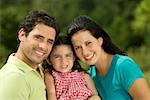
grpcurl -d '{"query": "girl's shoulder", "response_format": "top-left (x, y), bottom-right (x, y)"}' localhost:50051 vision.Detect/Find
top-left (80, 71), bottom-right (92, 81)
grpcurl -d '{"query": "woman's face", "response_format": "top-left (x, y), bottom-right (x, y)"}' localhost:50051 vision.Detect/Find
top-left (71, 30), bottom-right (102, 65)
top-left (49, 45), bottom-right (74, 73)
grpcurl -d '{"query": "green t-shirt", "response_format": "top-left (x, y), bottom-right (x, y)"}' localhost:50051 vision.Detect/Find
top-left (0, 54), bottom-right (46, 100)
top-left (87, 54), bottom-right (144, 100)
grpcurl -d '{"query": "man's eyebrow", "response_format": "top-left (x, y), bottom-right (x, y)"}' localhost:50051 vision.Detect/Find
top-left (34, 34), bottom-right (44, 38)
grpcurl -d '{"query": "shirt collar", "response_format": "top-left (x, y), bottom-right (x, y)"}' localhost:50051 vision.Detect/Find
top-left (7, 53), bottom-right (44, 78)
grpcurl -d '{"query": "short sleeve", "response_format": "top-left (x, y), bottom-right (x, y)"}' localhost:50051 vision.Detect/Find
top-left (118, 58), bottom-right (144, 91)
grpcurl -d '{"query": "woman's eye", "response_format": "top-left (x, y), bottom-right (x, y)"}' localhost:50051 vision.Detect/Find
top-left (86, 41), bottom-right (92, 46)
top-left (66, 54), bottom-right (73, 58)
top-left (52, 55), bottom-right (60, 59)
top-left (75, 46), bottom-right (80, 50)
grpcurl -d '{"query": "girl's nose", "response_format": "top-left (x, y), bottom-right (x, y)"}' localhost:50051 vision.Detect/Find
top-left (61, 56), bottom-right (67, 64)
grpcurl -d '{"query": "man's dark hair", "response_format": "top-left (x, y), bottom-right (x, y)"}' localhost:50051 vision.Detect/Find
top-left (18, 10), bottom-right (60, 37)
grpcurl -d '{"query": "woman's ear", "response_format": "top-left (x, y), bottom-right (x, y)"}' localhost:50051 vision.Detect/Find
top-left (98, 37), bottom-right (103, 46)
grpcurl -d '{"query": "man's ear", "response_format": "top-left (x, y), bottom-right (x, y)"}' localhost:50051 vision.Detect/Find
top-left (98, 37), bottom-right (103, 46)
top-left (18, 28), bottom-right (26, 42)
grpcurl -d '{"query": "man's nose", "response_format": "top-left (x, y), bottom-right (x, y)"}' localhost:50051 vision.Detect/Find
top-left (39, 41), bottom-right (48, 50)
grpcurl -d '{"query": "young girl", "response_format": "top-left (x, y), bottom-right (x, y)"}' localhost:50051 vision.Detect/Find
top-left (43, 36), bottom-right (101, 100)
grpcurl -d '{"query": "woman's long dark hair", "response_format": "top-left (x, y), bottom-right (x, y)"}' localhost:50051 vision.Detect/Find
top-left (67, 15), bottom-right (126, 56)
top-left (42, 36), bottom-right (85, 73)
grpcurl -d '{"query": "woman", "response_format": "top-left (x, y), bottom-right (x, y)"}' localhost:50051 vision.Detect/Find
top-left (67, 15), bottom-right (150, 100)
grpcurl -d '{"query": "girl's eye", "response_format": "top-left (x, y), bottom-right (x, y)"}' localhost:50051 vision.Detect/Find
top-left (55, 56), bottom-right (59, 59)
top-left (52, 55), bottom-right (60, 59)
top-left (66, 54), bottom-right (73, 58)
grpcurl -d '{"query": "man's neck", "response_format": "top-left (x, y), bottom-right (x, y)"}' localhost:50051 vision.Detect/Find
top-left (15, 50), bottom-right (39, 70)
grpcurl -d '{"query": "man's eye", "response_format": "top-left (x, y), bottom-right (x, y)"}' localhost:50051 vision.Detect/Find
top-left (47, 40), bottom-right (54, 45)
top-left (34, 35), bottom-right (43, 41)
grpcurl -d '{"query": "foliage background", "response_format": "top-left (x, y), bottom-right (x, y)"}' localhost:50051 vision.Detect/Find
top-left (0, 0), bottom-right (150, 86)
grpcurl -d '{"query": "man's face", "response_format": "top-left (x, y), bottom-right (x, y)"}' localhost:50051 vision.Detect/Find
top-left (19, 23), bottom-right (56, 67)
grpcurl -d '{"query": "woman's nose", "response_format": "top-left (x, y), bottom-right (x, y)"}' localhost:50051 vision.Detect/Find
top-left (82, 46), bottom-right (90, 56)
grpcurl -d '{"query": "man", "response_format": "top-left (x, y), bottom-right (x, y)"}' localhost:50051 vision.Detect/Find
top-left (0, 10), bottom-right (60, 100)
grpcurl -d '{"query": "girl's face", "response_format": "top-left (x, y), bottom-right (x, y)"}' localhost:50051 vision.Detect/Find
top-left (49, 45), bottom-right (74, 73)
top-left (71, 30), bottom-right (103, 65)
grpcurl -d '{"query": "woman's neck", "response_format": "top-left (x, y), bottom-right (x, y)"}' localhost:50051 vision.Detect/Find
top-left (95, 53), bottom-right (114, 77)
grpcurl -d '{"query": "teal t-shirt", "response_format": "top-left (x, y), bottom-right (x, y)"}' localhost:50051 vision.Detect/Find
top-left (87, 54), bottom-right (144, 100)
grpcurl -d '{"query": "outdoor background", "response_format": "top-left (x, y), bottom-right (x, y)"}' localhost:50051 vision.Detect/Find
top-left (0, 0), bottom-right (150, 86)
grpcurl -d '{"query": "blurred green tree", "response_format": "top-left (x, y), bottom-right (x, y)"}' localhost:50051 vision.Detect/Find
top-left (131, 0), bottom-right (150, 47)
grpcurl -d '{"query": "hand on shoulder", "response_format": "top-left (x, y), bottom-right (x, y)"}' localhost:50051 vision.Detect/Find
top-left (83, 72), bottom-right (101, 100)
top-left (88, 95), bottom-right (101, 100)
top-left (44, 72), bottom-right (55, 86)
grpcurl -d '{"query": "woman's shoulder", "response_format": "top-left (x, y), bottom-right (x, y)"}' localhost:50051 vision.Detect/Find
top-left (114, 54), bottom-right (141, 73)
top-left (115, 54), bottom-right (136, 66)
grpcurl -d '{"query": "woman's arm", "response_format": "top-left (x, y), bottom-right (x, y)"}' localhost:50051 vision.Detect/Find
top-left (83, 73), bottom-right (101, 100)
top-left (44, 72), bottom-right (57, 100)
top-left (129, 78), bottom-right (150, 100)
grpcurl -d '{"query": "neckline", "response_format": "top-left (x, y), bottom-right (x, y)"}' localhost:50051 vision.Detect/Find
top-left (97, 54), bottom-right (118, 79)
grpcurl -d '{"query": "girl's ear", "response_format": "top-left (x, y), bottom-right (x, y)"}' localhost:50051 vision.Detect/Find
top-left (46, 58), bottom-right (52, 65)
top-left (98, 37), bottom-right (103, 46)
top-left (73, 55), bottom-right (75, 62)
